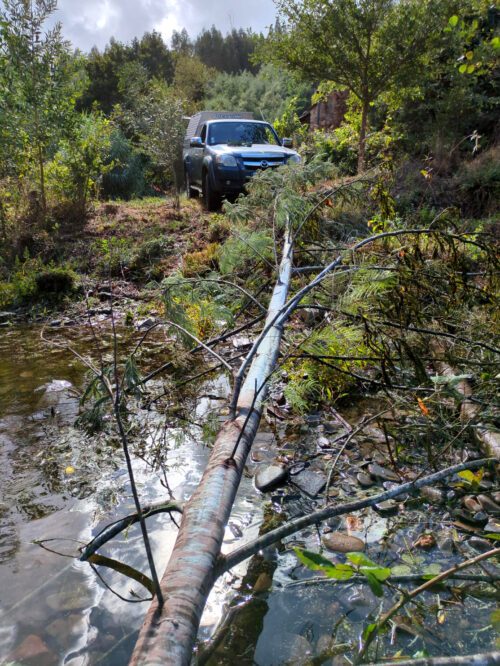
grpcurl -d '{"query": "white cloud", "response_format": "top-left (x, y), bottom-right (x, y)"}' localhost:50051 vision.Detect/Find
top-left (49, 0), bottom-right (276, 52)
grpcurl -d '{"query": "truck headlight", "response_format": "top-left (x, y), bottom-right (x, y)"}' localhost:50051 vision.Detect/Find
top-left (215, 154), bottom-right (238, 167)
top-left (288, 153), bottom-right (301, 164)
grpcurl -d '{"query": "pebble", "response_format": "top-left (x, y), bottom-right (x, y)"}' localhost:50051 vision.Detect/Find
top-left (232, 336), bottom-right (251, 348)
top-left (46, 585), bottom-right (94, 612)
top-left (254, 463), bottom-right (287, 492)
top-left (477, 494), bottom-right (500, 516)
top-left (420, 487), bottom-right (445, 504)
top-left (137, 317), bottom-right (155, 330)
top-left (317, 436), bottom-right (331, 449)
top-left (7, 634), bottom-right (57, 666)
top-left (437, 536), bottom-right (455, 553)
top-left (98, 291), bottom-right (113, 300)
top-left (368, 463), bottom-right (399, 482)
top-left (374, 499), bottom-right (399, 516)
top-left (357, 472), bottom-right (374, 488)
top-left (492, 492), bottom-right (500, 505)
top-left (463, 495), bottom-right (482, 513)
top-left (322, 533), bottom-right (365, 553)
top-left (469, 536), bottom-right (495, 552)
top-left (253, 572), bottom-right (273, 593)
top-left (49, 320), bottom-right (61, 327)
top-left (453, 509), bottom-right (488, 527)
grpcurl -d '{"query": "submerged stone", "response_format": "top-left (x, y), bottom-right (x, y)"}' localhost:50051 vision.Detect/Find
top-left (477, 494), bottom-right (500, 516)
top-left (290, 468), bottom-right (327, 498)
top-left (419, 487), bottom-right (445, 504)
top-left (368, 463), bottom-right (399, 482)
top-left (8, 634), bottom-right (57, 666)
top-left (374, 499), bottom-right (399, 516)
top-left (357, 472), bottom-right (374, 488)
top-left (254, 463), bottom-right (287, 492)
top-left (469, 536), bottom-right (495, 552)
top-left (322, 533), bottom-right (365, 553)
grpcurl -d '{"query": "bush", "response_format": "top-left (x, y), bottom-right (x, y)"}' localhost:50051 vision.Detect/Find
top-left (101, 131), bottom-right (147, 200)
top-left (35, 267), bottom-right (75, 296)
top-left (0, 259), bottom-right (76, 308)
top-left (454, 146), bottom-right (500, 217)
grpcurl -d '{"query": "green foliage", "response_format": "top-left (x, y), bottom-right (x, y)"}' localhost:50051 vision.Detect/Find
top-left (100, 130), bottom-right (147, 200)
top-left (273, 95), bottom-right (308, 145)
top-left (0, 257), bottom-right (76, 307)
top-left (295, 548), bottom-right (391, 596)
top-left (263, 0), bottom-right (436, 171)
top-left (48, 112), bottom-right (113, 212)
top-left (203, 63), bottom-right (314, 124)
top-left (219, 230), bottom-right (273, 275)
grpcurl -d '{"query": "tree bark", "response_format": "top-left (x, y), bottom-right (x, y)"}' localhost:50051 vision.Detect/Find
top-left (357, 98), bottom-right (368, 173)
top-left (128, 228), bottom-right (293, 666)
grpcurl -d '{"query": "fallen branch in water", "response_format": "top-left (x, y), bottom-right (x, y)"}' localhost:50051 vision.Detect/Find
top-left (285, 572), bottom-right (500, 588)
top-left (356, 546), bottom-right (500, 663)
top-left (218, 458), bottom-right (496, 575)
top-left (79, 500), bottom-right (184, 562)
top-left (370, 651), bottom-right (500, 665)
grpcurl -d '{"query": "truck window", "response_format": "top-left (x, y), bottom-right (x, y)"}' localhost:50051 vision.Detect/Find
top-left (208, 122), bottom-right (280, 147)
top-left (200, 125), bottom-right (207, 143)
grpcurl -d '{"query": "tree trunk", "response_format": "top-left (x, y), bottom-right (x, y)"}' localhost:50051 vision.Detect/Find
top-left (357, 98), bottom-right (368, 174)
top-left (128, 229), bottom-right (293, 666)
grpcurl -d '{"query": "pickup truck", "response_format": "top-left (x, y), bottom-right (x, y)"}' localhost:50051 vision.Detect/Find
top-left (183, 111), bottom-right (301, 210)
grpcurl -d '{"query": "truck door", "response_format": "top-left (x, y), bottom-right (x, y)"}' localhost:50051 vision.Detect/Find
top-left (191, 124), bottom-right (206, 185)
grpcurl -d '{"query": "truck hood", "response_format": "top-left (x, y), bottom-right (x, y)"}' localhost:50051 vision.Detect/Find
top-left (211, 143), bottom-right (298, 158)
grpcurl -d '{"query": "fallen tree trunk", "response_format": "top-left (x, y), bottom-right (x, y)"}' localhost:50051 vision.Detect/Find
top-left (129, 228), bottom-right (293, 665)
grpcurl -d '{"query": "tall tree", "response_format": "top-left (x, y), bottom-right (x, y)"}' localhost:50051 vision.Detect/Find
top-left (262, 0), bottom-right (435, 171)
top-left (0, 0), bottom-right (82, 213)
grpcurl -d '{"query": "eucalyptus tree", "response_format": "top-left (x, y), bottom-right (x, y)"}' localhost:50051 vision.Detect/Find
top-left (262, 0), bottom-right (435, 172)
top-left (0, 0), bottom-right (83, 215)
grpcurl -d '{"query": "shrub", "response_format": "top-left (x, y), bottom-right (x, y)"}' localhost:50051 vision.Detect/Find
top-left (182, 243), bottom-right (219, 277)
top-left (35, 267), bottom-right (75, 296)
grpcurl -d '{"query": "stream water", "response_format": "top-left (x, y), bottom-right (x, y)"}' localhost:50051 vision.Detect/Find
top-left (1, 323), bottom-right (499, 665)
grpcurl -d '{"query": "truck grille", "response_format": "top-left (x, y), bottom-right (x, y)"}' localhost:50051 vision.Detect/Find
top-left (242, 155), bottom-right (285, 172)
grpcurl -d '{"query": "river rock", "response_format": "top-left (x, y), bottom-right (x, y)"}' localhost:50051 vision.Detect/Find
top-left (254, 463), bottom-right (287, 492)
top-left (98, 291), bottom-right (113, 300)
top-left (477, 494), bottom-right (500, 516)
top-left (420, 487), bottom-right (445, 504)
top-left (46, 583), bottom-right (94, 611)
top-left (137, 317), bottom-right (155, 330)
top-left (492, 492), bottom-right (500, 505)
top-left (253, 572), bottom-right (273, 593)
top-left (374, 499), bottom-right (399, 516)
top-left (357, 472), bottom-right (374, 488)
top-left (322, 533), bottom-right (365, 553)
top-left (0, 311), bottom-right (15, 321)
top-left (232, 336), bottom-right (251, 348)
top-left (368, 463), bottom-right (399, 482)
top-left (8, 634), bottom-right (57, 666)
top-left (49, 319), bottom-right (62, 327)
top-left (469, 536), bottom-right (495, 552)
top-left (463, 495), bottom-right (482, 513)
top-left (290, 468), bottom-right (327, 498)
top-left (453, 509), bottom-right (488, 527)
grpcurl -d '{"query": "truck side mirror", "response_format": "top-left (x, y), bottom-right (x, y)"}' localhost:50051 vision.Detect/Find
top-left (282, 137), bottom-right (293, 148)
top-left (190, 137), bottom-right (204, 148)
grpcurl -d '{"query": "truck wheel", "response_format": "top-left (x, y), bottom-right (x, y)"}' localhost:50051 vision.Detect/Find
top-left (203, 171), bottom-right (220, 212)
top-left (185, 169), bottom-right (197, 198)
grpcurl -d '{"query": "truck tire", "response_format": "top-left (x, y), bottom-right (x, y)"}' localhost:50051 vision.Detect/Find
top-left (203, 170), bottom-right (220, 212)
top-left (185, 168), bottom-right (198, 198)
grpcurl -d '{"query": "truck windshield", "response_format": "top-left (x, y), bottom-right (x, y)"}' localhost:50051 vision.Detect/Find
top-left (208, 122), bottom-right (280, 146)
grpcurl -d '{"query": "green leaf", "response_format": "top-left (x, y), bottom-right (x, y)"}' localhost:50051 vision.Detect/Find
top-left (295, 548), bottom-right (354, 580)
top-left (484, 534), bottom-right (500, 540)
top-left (364, 571), bottom-right (384, 596)
top-left (295, 548), bottom-right (336, 571)
top-left (466, 51), bottom-right (473, 60)
top-left (346, 552), bottom-right (378, 568)
top-left (492, 37), bottom-right (500, 49)
top-left (457, 469), bottom-right (475, 482)
top-left (362, 623), bottom-right (377, 642)
top-left (467, 65), bottom-right (475, 74)
top-left (449, 15), bottom-right (459, 26)
top-left (423, 563), bottom-right (442, 576)
top-left (391, 565), bottom-right (412, 576)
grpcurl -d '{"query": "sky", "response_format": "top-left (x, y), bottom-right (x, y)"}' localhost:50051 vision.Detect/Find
top-left (49, 0), bottom-right (277, 53)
